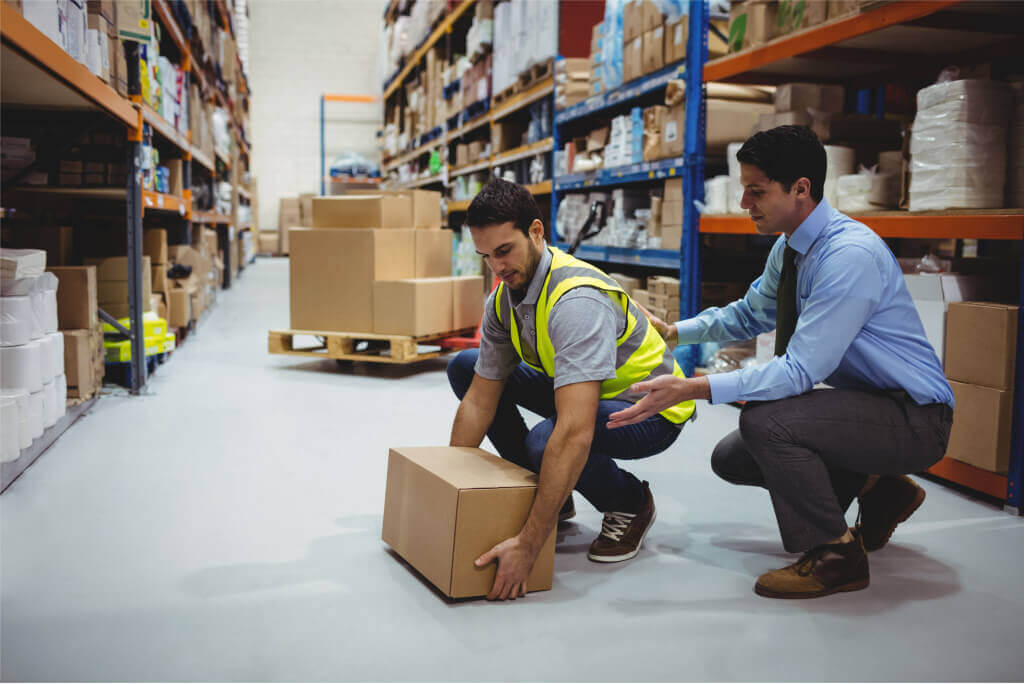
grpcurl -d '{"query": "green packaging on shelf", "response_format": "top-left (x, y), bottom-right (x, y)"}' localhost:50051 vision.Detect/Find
top-left (728, 0), bottom-right (777, 53)
top-left (117, 0), bottom-right (149, 43)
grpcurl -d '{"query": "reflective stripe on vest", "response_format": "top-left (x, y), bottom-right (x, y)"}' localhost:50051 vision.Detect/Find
top-left (495, 246), bottom-right (695, 424)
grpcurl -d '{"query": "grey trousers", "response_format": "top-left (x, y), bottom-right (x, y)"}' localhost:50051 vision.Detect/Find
top-left (711, 388), bottom-right (954, 553)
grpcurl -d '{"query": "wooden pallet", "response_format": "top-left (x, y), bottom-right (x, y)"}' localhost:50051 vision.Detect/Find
top-left (267, 327), bottom-right (477, 365)
top-left (492, 82), bottom-right (520, 107)
top-left (518, 58), bottom-right (554, 91)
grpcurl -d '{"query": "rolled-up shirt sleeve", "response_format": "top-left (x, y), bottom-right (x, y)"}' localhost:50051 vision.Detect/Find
top-left (473, 291), bottom-right (522, 381)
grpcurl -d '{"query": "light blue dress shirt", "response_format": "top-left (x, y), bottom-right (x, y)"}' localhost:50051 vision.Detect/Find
top-left (677, 199), bottom-right (954, 408)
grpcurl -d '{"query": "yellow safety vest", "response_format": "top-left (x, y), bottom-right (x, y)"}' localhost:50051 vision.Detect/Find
top-left (495, 246), bottom-right (695, 424)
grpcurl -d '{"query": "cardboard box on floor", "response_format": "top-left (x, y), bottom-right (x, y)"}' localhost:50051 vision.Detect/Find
top-left (903, 274), bottom-right (988, 362)
top-left (168, 287), bottom-right (192, 328)
top-left (62, 329), bottom-right (96, 396)
top-left (944, 302), bottom-right (1019, 390)
top-left (143, 228), bottom-right (167, 265)
top-left (47, 266), bottom-right (98, 330)
top-left (945, 380), bottom-right (1013, 473)
top-left (289, 228), bottom-right (415, 333)
top-left (373, 278), bottom-right (454, 336)
top-left (279, 197), bottom-right (300, 253)
top-left (382, 446), bottom-right (556, 599)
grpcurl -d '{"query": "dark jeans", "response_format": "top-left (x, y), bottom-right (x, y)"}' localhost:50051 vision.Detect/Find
top-left (447, 349), bottom-right (683, 513)
top-left (711, 388), bottom-right (953, 553)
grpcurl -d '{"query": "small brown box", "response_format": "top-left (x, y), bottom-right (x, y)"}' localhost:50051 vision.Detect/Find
top-left (143, 228), bottom-right (167, 265)
top-left (944, 302), bottom-right (1019, 390)
top-left (47, 266), bottom-right (98, 330)
top-left (415, 229), bottom-right (452, 278)
top-left (944, 381), bottom-right (1013, 473)
top-left (642, 27), bottom-right (664, 74)
top-left (373, 278), bottom-right (454, 337)
top-left (660, 102), bottom-right (685, 158)
top-left (452, 275), bottom-right (485, 330)
top-left (664, 18), bottom-right (688, 64)
top-left (312, 195), bottom-right (414, 229)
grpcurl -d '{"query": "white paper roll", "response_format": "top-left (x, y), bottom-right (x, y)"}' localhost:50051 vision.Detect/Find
top-left (0, 341), bottom-right (43, 392)
top-left (46, 332), bottom-right (64, 381)
top-left (0, 396), bottom-right (19, 463)
top-left (41, 273), bottom-right (59, 334)
top-left (29, 288), bottom-right (45, 340)
top-left (727, 142), bottom-right (744, 178)
top-left (37, 334), bottom-right (56, 383)
top-left (825, 145), bottom-right (856, 176)
top-left (728, 177), bottom-right (745, 214)
top-left (878, 150), bottom-right (903, 174)
top-left (0, 296), bottom-right (33, 347)
top-left (42, 380), bottom-right (57, 428)
top-left (704, 176), bottom-right (730, 214)
top-left (27, 389), bottom-right (43, 439)
top-left (55, 374), bottom-right (67, 421)
top-left (0, 389), bottom-right (31, 449)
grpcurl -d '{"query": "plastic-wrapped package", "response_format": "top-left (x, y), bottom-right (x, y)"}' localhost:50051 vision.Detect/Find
top-left (910, 122), bottom-right (1007, 167)
top-left (0, 296), bottom-right (34, 347)
top-left (1, 395), bottom-right (18, 462)
top-left (556, 194), bottom-right (590, 244)
top-left (704, 176), bottom-right (731, 214)
top-left (654, 0), bottom-right (687, 23)
top-left (0, 248), bottom-right (46, 280)
top-left (836, 172), bottom-right (873, 213)
top-left (915, 79), bottom-right (1012, 122)
top-left (1, 389), bottom-right (31, 449)
top-left (0, 341), bottom-right (43, 392)
top-left (41, 379), bottom-right (57, 429)
top-left (26, 389), bottom-right (43, 440)
top-left (601, 0), bottom-right (625, 92)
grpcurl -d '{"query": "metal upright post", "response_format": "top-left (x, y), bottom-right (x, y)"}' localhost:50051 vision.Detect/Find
top-left (124, 40), bottom-right (147, 392)
top-left (678, 0), bottom-right (709, 376)
top-left (320, 95), bottom-right (326, 195)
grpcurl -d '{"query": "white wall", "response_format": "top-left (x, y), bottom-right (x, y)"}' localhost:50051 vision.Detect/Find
top-left (248, 0), bottom-right (386, 231)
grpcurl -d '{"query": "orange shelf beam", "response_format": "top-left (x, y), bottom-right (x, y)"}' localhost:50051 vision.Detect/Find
top-left (927, 457), bottom-right (1008, 501)
top-left (142, 190), bottom-right (188, 216)
top-left (152, 0), bottom-right (190, 64)
top-left (700, 212), bottom-right (1025, 240)
top-left (1, 3), bottom-right (138, 130)
top-left (703, 0), bottom-right (963, 83)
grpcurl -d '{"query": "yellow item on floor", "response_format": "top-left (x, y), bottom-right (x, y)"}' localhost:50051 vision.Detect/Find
top-left (103, 336), bottom-right (164, 363)
top-left (159, 332), bottom-right (176, 354)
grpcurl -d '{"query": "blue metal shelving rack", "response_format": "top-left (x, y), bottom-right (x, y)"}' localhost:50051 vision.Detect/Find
top-left (550, 0), bottom-right (709, 374)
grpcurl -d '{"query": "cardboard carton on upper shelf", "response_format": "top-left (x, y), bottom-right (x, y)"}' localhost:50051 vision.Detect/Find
top-left (728, 0), bottom-right (776, 53)
top-left (373, 277), bottom-right (454, 337)
top-left (623, 0), bottom-right (642, 40)
top-left (289, 228), bottom-right (415, 334)
top-left (944, 380), bottom-right (1013, 474)
top-left (143, 228), bottom-right (167, 264)
top-left (452, 275), bottom-right (485, 330)
top-left (640, 0), bottom-right (662, 32)
top-left (944, 302), bottom-right (1019, 391)
top-left (660, 101), bottom-right (684, 158)
top-left (903, 273), bottom-right (988, 363)
top-left (664, 17), bottom-right (687, 65)
top-left (642, 26), bottom-right (664, 75)
top-left (707, 98), bottom-right (774, 153)
top-left (381, 446), bottom-right (556, 599)
top-left (774, 83), bottom-right (845, 114)
top-left (116, 0), bottom-right (150, 43)
top-left (624, 35), bottom-right (643, 83)
top-left (312, 195), bottom-right (414, 229)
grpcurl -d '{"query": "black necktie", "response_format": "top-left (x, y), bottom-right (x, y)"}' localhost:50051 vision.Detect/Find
top-left (775, 243), bottom-right (798, 356)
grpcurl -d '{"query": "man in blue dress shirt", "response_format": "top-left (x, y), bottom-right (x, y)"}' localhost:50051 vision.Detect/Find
top-left (607, 126), bottom-right (954, 599)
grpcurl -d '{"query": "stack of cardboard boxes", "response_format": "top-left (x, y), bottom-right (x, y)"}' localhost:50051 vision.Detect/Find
top-left (47, 265), bottom-right (104, 399)
top-left (632, 275), bottom-right (681, 322)
top-left (589, 22), bottom-right (605, 96)
top-left (556, 58), bottom-right (591, 110)
top-left (622, 0), bottom-right (728, 84)
top-left (943, 302), bottom-right (1020, 474)
top-left (289, 191), bottom-right (484, 337)
top-left (728, 0), bottom-right (848, 54)
top-left (659, 178), bottom-right (683, 250)
top-left (89, 255), bottom-right (153, 319)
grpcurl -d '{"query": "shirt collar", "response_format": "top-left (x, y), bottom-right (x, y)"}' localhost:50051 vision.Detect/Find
top-left (510, 241), bottom-right (551, 307)
top-left (787, 198), bottom-right (832, 255)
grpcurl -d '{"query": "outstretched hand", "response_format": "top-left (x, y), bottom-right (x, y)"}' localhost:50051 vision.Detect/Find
top-left (475, 535), bottom-right (537, 601)
top-left (606, 375), bottom-right (710, 429)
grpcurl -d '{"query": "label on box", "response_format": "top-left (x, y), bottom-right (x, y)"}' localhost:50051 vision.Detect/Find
top-left (665, 120), bottom-right (679, 142)
top-left (476, 79), bottom-right (487, 103)
top-left (675, 24), bottom-right (684, 45)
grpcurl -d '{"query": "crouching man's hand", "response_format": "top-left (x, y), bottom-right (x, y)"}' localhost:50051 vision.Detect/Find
top-left (475, 534), bottom-right (539, 601)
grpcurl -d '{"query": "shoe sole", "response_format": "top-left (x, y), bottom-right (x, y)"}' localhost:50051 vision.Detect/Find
top-left (586, 507), bottom-right (656, 563)
top-left (860, 485), bottom-right (926, 552)
top-left (754, 577), bottom-right (870, 599)
top-left (558, 508), bottom-right (575, 523)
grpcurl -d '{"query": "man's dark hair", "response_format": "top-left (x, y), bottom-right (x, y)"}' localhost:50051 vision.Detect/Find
top-left (736, 125), bottom-right (826, 202)
top-left (466, 178), bottom-right (543, 236)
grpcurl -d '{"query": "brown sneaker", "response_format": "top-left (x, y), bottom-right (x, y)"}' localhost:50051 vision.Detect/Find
top-left (755, 531), bottom-right (870, 599)
top-left (587, 482), bottom-right (655, 563)
top-left (559, 495), bottom-right (576, 522)
top-left (853, 474), bottom-right (926, 551)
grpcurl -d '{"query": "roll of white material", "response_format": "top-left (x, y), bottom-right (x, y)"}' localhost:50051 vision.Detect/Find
top-left (40, 273), bottom-right (58, 334)
top-left (1, 389), bottom-right (31, 449)
top-left (37, 334), bottom-right (56, 383)
top-left (823, 179), bottom-right (838, 208)
top-left (727, 142), bottom-right (744, 178)
top-left (55, 374), bottom-right (67, 421)
top-left (46, 332), bottom-right (64, 382)
top-left (836, 173), bottom-right (874, 213)
top-left (825, 145), bottom-right (856, 176)
top-left (0, 341), bottom-right (43, 392)
top-left (42, 380), bottom-right (57, 428)
top-left (27, 389), bottom-right (43, 439)
top-left (704, 176), bottom-right (731, 214)
top-left (0, 296), bottom-right (34, 347)
top-left (0, 396), bottom-right (19, 463)
top-left (728, 178), bottom-right (745, 214)
top-left (878, 150), bottom-right (903, 174)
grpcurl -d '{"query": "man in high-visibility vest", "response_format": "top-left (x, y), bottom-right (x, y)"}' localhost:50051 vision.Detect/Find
top-left (610, 126), bottom-right (954, 599)
top-left (447, 178), bottom-right (696, 601)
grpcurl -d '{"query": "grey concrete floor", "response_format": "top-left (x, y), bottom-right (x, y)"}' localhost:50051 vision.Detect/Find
top-left (1, 257), bottom-right (1022, 682)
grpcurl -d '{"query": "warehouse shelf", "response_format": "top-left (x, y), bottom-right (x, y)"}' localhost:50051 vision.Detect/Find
top-left (1, 396), bottom-right (98, 493)
top-left (446, 111), bottom-right (492, 142)
top-left (216, 0), bottom-right (234, 37)
top-left (449, 159), bottom-right (491, 178)
top-left (492, 138), bottom-right (554, 166)
top-left (238, 187), bottom-right (252, 200)
top-left (142, 190), bottom-right (188, 215)
top-left (153, 0), bottom-right (190, 61)
top-left (0, 4), bottom-right (138, 129)
top-left (394, 173), bottom-right (446, 189)
top-left (191, 146), bottom-right (215, 173)
top-left (555, 62), bottom-right (687, 124)
top-left (702, 0), bottom-right (1017, 84)
top-left (551, 242), bottom-right (681, 269)
top-left (555, 157), bottom-right (686, 191)
top-left (142, 105), bottom-right (190, 154)
top-left (383, 0), bottom-right (475, 99)
top-left (490, 78), bottom-right (555, 122)
top-left (525, 180), bottom-right (552, 196)
top-left (215, 148), bottom-right (231, 167)
top-left (192, 211), bottom-right (232, 224)
top-left (926, 457), bottom-right (1009, 502)
top-left (700, 211), bottom-right (1025, 240)
top-left (448, 199), bottom-right (472, 212)
top-left (383, 137), bottom-right (445, 172)
top-left (7, 186), bottom-right (127, 199)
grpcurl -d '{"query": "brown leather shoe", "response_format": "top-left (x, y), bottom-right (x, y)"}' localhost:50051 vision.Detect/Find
top-left (755, 532), bottom-right (870, 599)
top-left (587, 482), bottom-right (655, 563)
top-left (854, 474), bottom-right (926, 551)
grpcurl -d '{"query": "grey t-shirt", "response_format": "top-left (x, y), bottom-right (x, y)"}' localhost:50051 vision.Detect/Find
top-left (474, 247), bottom-right (623, 390)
